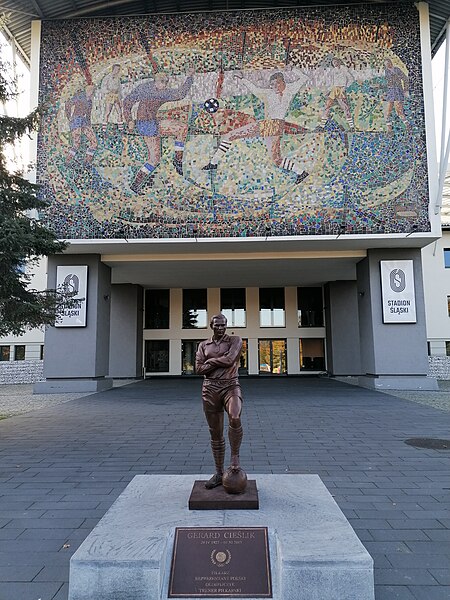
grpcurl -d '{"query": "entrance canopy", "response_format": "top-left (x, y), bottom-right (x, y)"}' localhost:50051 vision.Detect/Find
top-left (104, 251), bottom-right (365, 287)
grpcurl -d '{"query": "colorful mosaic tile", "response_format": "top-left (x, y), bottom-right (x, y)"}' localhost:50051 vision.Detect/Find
top-left (37, 4), bottom-right (430, 239)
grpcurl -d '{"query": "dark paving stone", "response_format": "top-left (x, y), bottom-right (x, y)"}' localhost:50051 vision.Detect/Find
top-left (0, 551), bottom-right (70, 567)
top-left (422, 529), bottom-right (450, 540)
top-left (386, 554), bottom-right (450, 569)
top-left (349, 519), bottom-right (392, 529)
top-left (34, 565), bottom-right (70, 582)
top-left (363, 541), bottom-right (412, 554)
top-left (387, 519), bottom-right (445, 529)
top-left (429, 570), bottom-right (450, 585)
top-left (0, 581), bottom-right (62, 600)
top-left (375, 569), bottom-right (438, 585)
top-left (410, 586), bottom-right (450, 599)
top-left (52, 582), bottom-right (69, 600)
top-left (5, 518), bottom-right (85, 529)
top-left (0, 378), bottom-right (449, 600)
top-left (369, 530), bottom-right (429, 541)
top-left (17, 528), bottom-right (74, 540)
top-left (0, 539), bottom-right (64, 552)
top-left (375, 586), bottom-right (416, 599)
top-left (405, 541), bottom-right (450, 554)
top-left (0, 528), bottom-right (24, 540)
top-left (0, 565), bottom-right (43, 581)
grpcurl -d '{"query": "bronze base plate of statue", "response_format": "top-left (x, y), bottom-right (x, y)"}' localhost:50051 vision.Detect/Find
top-left (188, 479), bottom-right (259, 510)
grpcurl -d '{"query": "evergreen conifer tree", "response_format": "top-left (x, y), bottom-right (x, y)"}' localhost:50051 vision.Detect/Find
top-left (0, 46), bottom-right (70, 336)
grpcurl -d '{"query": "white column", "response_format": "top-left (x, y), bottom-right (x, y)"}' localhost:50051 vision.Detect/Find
top-left (171, 289), bottom-right (182, 330)
top-left (248, 338), bottom-right (259, 375)
top-left (208, 288), bottom-right (220, 320)
top-left (287, 338), bottom-right (300, 374)
top-left (170, 339), bottom-right (182, 375)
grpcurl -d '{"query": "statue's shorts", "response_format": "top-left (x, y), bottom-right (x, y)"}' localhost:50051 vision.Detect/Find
top-left (202, 378), bottom-right (243, 414)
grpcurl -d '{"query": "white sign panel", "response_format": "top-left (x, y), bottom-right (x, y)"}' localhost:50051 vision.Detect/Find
top-left (380, 261), bottom-right (416, 324)
top-left (55, 266), bottom-right (88, 327)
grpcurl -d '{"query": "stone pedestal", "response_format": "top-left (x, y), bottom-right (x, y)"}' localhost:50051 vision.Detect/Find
top-left (68, 474), bottom-right (374, 600)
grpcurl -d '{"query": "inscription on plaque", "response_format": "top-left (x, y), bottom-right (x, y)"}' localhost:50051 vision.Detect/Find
top-left (169, 527), bottom-right (272, 598)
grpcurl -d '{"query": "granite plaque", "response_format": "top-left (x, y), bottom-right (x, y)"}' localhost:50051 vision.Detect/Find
top-left (168, 527), bottom-right (272, 598)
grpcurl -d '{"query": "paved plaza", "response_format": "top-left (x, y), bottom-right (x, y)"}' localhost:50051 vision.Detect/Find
top-left (0, 377), bottom-right (449, 600)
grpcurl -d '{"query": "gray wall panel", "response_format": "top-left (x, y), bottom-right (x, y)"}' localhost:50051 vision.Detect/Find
top-left (42, 255), bottom-right (111, 379)
top-left (357, 248), bottom-right (429, 376)
top-left (326, 281), bottom-right (361, 376)
top-left (109, 284), bottom-right (143, 378)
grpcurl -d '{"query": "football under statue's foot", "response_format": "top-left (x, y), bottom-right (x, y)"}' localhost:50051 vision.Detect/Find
top-left (205, 472), bottom-right (223, 489)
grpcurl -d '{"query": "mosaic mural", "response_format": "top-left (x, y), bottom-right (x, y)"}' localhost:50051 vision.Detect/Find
top-left (37, 4), bottom-right (430, 239)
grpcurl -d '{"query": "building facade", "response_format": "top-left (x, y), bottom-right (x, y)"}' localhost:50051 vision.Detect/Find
top-left (0, 260), bottom-right (46, 384)
top-left (29, 2), bottom-right (440, 392)
top-left (422, 167), bottom-right (450, 378)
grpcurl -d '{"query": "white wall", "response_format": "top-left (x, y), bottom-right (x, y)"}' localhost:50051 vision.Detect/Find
top-left (422, 230), bottom-right (450, 354)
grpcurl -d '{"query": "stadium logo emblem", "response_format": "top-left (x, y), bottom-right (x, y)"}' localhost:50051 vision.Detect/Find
top-left (389, 269), bottom-right (406, 293)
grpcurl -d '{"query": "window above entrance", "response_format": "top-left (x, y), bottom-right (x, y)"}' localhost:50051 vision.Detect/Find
top-left (297, 287), bottom-right (324, 327)
top-left (259, 288), bottom-right (285, 327)
top-left (183, 289), bottom-right (207, 329)
top-left (221, 288), bottom-right (246, 328)
top-left (145, 289), bottom-right (170, 329)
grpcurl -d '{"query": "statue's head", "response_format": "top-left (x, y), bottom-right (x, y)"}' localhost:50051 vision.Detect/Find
top-left (210, 313), bottom-right (227, 337)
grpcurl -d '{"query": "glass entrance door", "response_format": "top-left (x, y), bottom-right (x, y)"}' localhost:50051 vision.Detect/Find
top-left (182, 340), bottom-right (203, 375)
top-left (239, 339), bottom-right (248, 375)
top-left (258, 339), bottom-right (287, 375)
top-left (145, 340), bottom-right (169, 373)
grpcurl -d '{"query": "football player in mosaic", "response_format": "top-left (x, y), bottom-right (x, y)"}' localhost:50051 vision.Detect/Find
top-left (123, 70), bottom-right (194, 193)
top-left (202, 69), bottom-right (309, 184)
top-left (316, 57), bottom-right (355, 131)
top-left (100, 63), bottom-right (124, 132)
top-left (383, 59), bottom-right (410, 133)
top-left (65, 84), bottom-right (98, 165)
